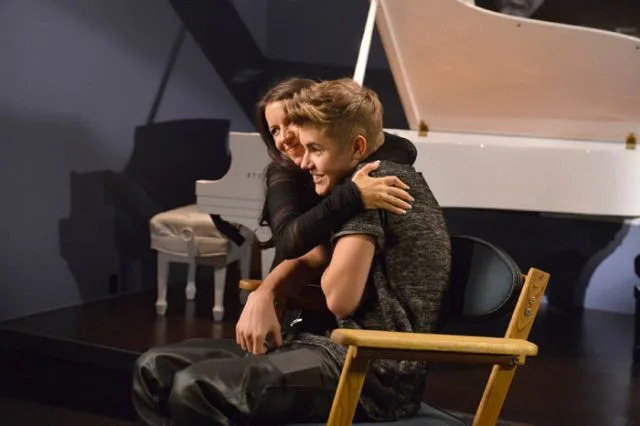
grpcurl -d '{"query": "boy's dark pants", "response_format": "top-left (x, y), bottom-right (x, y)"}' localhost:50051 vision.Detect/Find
top-left (132, 338), bottom-right (356, 425)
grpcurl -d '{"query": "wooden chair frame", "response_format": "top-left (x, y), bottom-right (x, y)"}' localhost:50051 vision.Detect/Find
top-left (240, 267), bottom-right (550, 426)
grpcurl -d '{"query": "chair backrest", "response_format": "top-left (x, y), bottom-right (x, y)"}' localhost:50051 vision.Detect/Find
top-left (447, 235), bottom-right (523, 321)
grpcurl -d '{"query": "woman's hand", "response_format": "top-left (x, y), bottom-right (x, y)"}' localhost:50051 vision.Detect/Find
top-left (352, 161), bottom-right (413, 215)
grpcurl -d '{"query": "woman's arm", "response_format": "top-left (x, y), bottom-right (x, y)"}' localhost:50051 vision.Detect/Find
top-left (266, 163), bottom-right (365, 259)
top-left (266, 133), bottom-right (417, 260)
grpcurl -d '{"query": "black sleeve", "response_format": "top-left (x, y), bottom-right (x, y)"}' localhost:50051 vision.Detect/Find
top-left (265, 163), bottom-right (365, 260)
top-left (332, 208), bottom-right (386, 252)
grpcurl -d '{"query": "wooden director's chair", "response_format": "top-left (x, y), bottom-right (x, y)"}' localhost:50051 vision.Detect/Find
top-left (240, 235), bottom-right (550, 426)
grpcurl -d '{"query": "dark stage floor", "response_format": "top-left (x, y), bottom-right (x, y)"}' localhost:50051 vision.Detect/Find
top-left (0, 283), bottom-right (638, 425)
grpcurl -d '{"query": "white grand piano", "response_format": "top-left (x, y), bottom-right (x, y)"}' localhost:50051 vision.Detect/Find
top-left (196, 0), bottom-right (640, 307)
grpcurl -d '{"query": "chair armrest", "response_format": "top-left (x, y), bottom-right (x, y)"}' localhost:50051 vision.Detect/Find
top-left (330, 329), bottom-right (537, 357)
top-left (239, 279), bottom-right (262, 292)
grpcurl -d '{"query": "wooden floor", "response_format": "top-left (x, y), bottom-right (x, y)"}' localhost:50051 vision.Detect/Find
top-left (0, 282), bottom-right (638, 425)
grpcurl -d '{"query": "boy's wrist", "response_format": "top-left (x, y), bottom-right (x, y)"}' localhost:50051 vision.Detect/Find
top-left (254, 285), bottom-right (274, 298)
top-left (253, 284), bottom-right (280, 305)
top-left (251, 288), bottom-right (284, 311)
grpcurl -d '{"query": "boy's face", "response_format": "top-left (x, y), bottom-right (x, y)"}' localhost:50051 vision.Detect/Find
top-left (298, 126), bottom-right (360, 196)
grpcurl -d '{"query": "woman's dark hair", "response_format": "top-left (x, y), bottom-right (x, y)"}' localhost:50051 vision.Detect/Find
top-left (256, 78), bottom-right (316, 249)
top-left (255, 77), bottom-right (316, 168)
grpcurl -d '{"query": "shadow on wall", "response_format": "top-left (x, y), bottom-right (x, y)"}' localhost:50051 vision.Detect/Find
top-left (61, 119), bottom-right (232, 299)
top-left (0, 111), bottom-right (231, 320)
top-left (0, 109), bottom-right (122, 319)
top-left (59, 170), bottom-right (121, 301)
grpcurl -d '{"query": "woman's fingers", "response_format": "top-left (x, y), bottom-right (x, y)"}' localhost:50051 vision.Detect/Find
top-left (363, 182), bottom-right (414, 213)
top-left (386, 186), bottom-right (414, 203)
top-left (383, 191), bottom-right (412, 211)
top-left (356, 161), bottom-right (381, 177)
top-left (378, 200), bottom-right (408, 215)
top-left (383, 175), bottom-right (410, 190)
top-left (354, 167), bottom-right (415, 213)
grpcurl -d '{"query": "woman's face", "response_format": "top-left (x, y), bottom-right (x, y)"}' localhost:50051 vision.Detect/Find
top-left (264, 101), bottom-right (305, 166)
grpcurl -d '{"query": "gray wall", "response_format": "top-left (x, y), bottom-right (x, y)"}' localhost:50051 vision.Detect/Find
top-left (0, 0), bottom-right (253, 321)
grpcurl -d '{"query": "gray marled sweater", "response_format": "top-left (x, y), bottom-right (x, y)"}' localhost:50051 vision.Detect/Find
top-left (295, 160), bottom-right (451, 421)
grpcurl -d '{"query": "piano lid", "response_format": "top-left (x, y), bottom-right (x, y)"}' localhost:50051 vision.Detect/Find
top-left (375, 0), bottom-right (640, 143)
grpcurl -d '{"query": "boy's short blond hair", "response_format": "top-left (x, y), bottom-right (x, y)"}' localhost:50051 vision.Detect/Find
top-left (284, 78), bottom-right (384, 152)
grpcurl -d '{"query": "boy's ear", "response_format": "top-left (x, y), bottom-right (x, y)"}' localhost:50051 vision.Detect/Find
top-left (352, 135), bottom-right (367, 161)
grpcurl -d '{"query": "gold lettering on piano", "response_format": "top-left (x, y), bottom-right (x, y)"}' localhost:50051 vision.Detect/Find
top-left (626, 133), bottom-right (637, 150)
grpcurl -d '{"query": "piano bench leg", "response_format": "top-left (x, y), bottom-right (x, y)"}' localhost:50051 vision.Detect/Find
top-left (156, 252), bottom-right (170, 316)
top-left (213, 265), bottom-right (227, 322)
top-left (185, 259), bottom-right (197, 300)
top-left (154, 250), bottom-right (233, 322)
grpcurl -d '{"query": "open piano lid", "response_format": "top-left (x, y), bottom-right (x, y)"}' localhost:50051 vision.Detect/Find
top-left (376, 0), bottom-right (640, 143)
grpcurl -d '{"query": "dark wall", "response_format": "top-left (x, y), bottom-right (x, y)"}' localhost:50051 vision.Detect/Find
top-left (266, 0), bottom-right (389, 69)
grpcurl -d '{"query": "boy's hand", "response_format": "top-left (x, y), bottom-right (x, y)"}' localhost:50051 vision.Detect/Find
top-left (235, 290), bottom-right (282, 355)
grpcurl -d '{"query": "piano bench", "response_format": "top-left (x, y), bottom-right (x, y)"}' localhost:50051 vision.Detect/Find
top-left (149, 204), bottom-right (253, 321)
